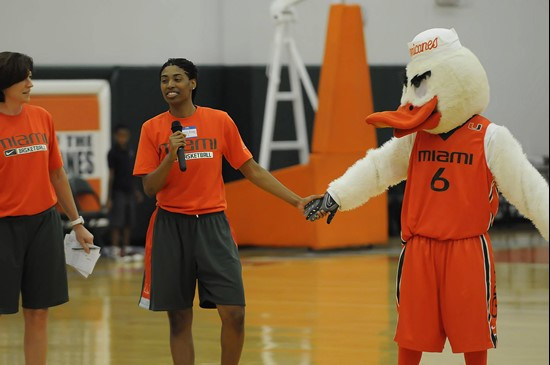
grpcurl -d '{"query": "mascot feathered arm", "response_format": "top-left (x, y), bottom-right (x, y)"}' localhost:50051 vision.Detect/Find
top-left (326, 134), bottom-right (414, 211)
top-left (487, 125), bottom-right (549, 241)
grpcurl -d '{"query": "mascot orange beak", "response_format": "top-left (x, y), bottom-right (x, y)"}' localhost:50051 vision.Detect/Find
top-left (366, 96), bottom-right (441, 138)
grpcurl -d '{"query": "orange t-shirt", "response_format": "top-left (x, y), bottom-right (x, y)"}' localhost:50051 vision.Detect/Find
top-left (0, 104), bottom-right (63, 217)
top-left (401, 115), bottom-right (499, 241)
top-left (133, 106), bottom-right (252, 215)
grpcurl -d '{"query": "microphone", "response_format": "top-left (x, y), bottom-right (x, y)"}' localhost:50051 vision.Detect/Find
top-left (170, 121), bottom-right (187, 172)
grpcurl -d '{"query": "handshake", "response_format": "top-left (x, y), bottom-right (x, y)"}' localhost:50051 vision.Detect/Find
top-left (303, 192), bottom-right (339, 224)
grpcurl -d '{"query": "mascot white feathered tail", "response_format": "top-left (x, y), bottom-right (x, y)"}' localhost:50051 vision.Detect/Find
top-left (304, 28), bottom-right (549, 363)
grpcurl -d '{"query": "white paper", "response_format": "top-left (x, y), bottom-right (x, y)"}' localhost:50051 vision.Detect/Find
top-left (64, 231), bottom-right (101, 278)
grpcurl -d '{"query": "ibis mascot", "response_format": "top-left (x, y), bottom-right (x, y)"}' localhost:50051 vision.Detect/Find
top-left (305, 28), bottom-right (549, 365)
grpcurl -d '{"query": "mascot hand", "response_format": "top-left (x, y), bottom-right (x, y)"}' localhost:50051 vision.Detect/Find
top-left (304, 192), bottom-right (339, 224)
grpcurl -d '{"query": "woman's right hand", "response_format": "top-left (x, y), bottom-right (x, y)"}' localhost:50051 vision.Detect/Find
top-left (168, 131), bottom-right (187, 161)
top-left (73, 224), bottom-right (95, 254)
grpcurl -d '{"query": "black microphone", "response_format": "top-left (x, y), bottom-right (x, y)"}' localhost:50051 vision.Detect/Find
top-left (170, 121), bottom-right (187, 172)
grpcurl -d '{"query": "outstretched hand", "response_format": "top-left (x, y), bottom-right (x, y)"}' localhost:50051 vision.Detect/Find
top-left (297, 194), bottom-right (324, 213)
top-left (304, 192), bottom-right (339, 224)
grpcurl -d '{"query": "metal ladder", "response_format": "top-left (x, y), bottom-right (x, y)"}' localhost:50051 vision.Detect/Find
top-left (259, 8), bottom-right (318, 170)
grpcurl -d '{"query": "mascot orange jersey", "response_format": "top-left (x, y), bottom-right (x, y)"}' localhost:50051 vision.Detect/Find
top-left (401, 115), bottom-right (499, 242)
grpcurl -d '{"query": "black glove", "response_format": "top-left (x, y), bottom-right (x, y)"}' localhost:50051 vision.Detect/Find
top-left (304, 192), bottom-right (339, 224)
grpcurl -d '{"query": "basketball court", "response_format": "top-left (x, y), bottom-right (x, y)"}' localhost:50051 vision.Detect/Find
top-left (0, 229), bottom-right (546, 364)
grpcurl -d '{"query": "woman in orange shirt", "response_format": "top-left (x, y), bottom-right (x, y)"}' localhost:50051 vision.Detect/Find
top-left (0, 52), bottom-right (94, 365)
top-left (134, 58), bottom-right (318, 365)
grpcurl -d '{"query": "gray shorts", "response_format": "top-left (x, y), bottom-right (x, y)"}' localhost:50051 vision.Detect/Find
top-left (139, 208), bottom-right (245, 311)
top-left (0, 207), bottom-right (69, 314)
top-left (109, 190), bottom-right (136, 228)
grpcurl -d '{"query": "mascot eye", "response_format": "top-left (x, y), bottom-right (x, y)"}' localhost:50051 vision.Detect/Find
top-left (411, 70), bottom-right (431, 98)
top-left (411, 70), bottom-right (431, 88)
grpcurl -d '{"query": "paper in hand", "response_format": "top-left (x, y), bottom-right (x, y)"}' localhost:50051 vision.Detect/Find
top-left (64, 230), bottom-right (101, 278)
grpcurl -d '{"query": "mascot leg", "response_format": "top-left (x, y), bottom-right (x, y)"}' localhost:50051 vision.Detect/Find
top-left (398, 347), bottom-right (422, 365)
top-left (464, 350), bottom-right (487, 365)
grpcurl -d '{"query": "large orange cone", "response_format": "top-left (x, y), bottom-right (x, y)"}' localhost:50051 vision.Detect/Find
top-left (225, 4), bottom-right (387, 249)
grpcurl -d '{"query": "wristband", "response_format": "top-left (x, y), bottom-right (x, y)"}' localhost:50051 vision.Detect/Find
top-left (70, 216), bottom-right (85, 227)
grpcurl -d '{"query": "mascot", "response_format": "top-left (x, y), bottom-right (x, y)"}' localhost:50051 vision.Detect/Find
top-left (305, 28), bottom-right (549, 365)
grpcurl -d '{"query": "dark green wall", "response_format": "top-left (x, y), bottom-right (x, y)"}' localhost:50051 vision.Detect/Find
top-left (35, 65), bottom-right (405, 169)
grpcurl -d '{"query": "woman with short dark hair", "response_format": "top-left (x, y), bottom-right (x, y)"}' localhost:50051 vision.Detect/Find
top-left (0, 51), bottom-right (94, 365)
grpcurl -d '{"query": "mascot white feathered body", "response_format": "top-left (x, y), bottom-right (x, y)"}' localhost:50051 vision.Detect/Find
top-left (310, 28), bottom-right (549, 360)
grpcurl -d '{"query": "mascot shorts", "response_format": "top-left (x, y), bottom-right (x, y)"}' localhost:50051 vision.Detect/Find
top-left (139, 207), bottom-right (245, 311)
top-left (394, 233), bottom-right (498, 353)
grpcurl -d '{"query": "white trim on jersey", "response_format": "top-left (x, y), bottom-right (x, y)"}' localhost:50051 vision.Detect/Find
top-left (484, 122), bottom-right (499, 171)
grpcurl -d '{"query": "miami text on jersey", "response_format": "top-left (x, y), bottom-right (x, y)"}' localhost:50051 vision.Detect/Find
top-left (418, 150), bottom-right (474, 165)
top-left (1, 132), bottom-right (48, 149)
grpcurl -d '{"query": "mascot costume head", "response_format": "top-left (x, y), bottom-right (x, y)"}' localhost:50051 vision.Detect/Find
top-left (367, 28), bottom-right (490, 137)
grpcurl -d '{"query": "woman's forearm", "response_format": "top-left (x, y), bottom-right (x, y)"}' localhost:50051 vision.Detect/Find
top-left (49, 168), bottom-right (80, 221)
top-left (240, 159), bottom-right (301, 207)
top-left (141, 155), bottom-right (175, 197)
top-left (49, 168), bottom-right (95, 249)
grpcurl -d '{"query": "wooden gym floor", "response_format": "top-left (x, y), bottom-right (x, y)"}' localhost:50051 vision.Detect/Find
top-left (0, 228), bottom-right (547, 364)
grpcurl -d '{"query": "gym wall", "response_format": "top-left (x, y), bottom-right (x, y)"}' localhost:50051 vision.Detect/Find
top-left (3, 0), bottom-right (548, 244)
top-left (2, 0), bottom-right (547, 160)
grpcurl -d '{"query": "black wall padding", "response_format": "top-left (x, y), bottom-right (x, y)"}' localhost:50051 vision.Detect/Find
top-left (34, 64), bottom-right (408, 243)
